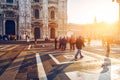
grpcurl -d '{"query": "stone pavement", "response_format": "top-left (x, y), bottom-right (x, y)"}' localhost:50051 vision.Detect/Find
top-left (46, 42), bottom-right (120, 80)
top-left (31, 41), bottom-right (120, 80)
top-left (0, 42), bottom-right (120, 80)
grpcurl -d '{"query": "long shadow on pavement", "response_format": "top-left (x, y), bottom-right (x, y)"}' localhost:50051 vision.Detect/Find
top-left (99, 57), bottom-right (111, 80)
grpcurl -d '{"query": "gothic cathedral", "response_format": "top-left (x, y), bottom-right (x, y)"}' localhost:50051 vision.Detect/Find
top-left (0, 0), bottom-right (67, 40)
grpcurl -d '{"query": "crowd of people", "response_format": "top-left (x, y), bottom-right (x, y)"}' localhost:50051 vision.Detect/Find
top-left (0, 34), bottom-right (18, 41)
top-left (0, 34), bottom-right (110, 59)
top-left (55, 35), bottom-right (76, 51)
top-left (54, 35), bottom-right (85, 60)
top-left (54, 35), bottom-right (111, 60)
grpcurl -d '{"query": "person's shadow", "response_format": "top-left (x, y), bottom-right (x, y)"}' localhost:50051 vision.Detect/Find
top-left (99, 57), bottom-right (111, 80)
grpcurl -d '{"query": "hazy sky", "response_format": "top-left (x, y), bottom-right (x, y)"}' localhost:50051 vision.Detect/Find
top-left (67, 0), bottom-right (119, 24)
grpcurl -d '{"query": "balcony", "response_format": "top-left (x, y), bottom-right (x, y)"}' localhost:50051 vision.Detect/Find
top-left (48, 0), bottom-right (58, 4)
top-left (0, 3), bottom-right (18, 10)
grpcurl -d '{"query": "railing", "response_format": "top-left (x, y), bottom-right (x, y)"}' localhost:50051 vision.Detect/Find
top-left (0, 3), bottom-right (18, 10)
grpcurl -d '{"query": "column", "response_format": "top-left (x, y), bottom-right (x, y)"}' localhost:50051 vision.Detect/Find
top-left (3, 19), bottom-right (5, 35)
top-left (42, 0), bottom-right (48, 38)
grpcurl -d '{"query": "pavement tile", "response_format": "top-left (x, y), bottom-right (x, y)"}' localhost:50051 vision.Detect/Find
top-left (15, 73), bottom-right (27, 80)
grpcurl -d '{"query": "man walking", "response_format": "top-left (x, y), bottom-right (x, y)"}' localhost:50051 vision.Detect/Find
top-left (105, 41), bottom-right (110, 57)
top-left (54, 37), bottom-right (58, 49)
top-left (74, 36), bottom-right (85, 60)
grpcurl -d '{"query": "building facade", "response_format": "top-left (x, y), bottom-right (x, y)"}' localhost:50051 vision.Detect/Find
top-left (31, 0), bottom-right (67, 39)
top-left (0, 0), bottom-right (67, 40)
top-left (0, 0), bottom-right (19, 36)
top-left (19, 0), bottom-right (32, 39)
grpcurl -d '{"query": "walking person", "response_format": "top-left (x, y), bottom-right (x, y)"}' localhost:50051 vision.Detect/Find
top-left (105, 41), bottom-right (110, 57)
top-left (26, 35), bottom-right (30, 45)
top-left (70, 35), bottom-right (76, 51)
top-left (54, 37), bottom-right (58, 49)
top-left (87, 36), bottom-right (91, 46)
top-left (61, 37), bottom-right (67, 51)
top-left (0, 35), bottom-right (2, 40)
top-left (59, 37), bottom-right (62, 49)
top-left (74, 36), bottom-right (85, 60)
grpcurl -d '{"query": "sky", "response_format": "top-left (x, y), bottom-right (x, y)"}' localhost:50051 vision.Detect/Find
top-left (67, 0), bottom-right (119, 24)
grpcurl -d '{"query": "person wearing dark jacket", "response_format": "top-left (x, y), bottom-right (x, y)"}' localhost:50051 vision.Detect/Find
top-left (55, 37), bottom-right (58, 49)
top-left (61, 37), bottom-right (67, 50)
top-left (74, 36), bottom-right (85, 60)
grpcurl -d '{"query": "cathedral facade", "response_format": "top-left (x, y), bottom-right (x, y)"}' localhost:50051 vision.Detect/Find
top-left (0, 0), bottom-right (67, 40)
top-left (31, 0), bottom-right (68, 39)
top-left (0, 0), bottom-right (19, 36)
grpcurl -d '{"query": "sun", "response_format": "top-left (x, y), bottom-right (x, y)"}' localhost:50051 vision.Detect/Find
top-left (95, 4), bottom-right (118, 24)
top-left (68, 0), bottom-right (119, 24)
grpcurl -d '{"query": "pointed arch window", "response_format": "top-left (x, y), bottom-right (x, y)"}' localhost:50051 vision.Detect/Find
top-left (6, 0), bottom-right (13, 3)
top-left (51, 11), bottom-right (55, 19)
top-left (35, 9), bottom-right (39, 19)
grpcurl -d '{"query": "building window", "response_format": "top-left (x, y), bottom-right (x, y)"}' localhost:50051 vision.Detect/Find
top-left (34, 0), bottom-right (39, 2)
top-left (6, 0), bottom-right (13, 3)
top-left (51, 11), bottom-right (55, 19)
top-left (35, 9), bottom-right (39, 19)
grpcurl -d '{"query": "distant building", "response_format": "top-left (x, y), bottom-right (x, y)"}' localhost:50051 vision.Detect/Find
top-left (0, 0), bottom-right (67, 40)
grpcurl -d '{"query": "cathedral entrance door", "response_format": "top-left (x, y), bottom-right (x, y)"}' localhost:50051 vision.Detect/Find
top-left (50, 28), bottom-right (55, 39)
top-left (34, 27), bottom-right (40, 40)
top-left (5, 20), bottom-right (15, 35)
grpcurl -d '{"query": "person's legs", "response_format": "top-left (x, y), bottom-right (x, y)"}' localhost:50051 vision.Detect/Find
top-left (55, 43), bottom-right (57, 49)
top-left (79, 50), bottom-right (83, 58)
top-left (70, 43), bottom-right (72, 50)
top-left (59, 42), bottom-right (61, 49)
top-left (105, 51), bottom-right (110, 57)
top-left (75, 49), bottom-right (80, 59)
top-left (63, 44), bottom-right (66, 50)
top-left (73, 43), bottom-right (75, 50)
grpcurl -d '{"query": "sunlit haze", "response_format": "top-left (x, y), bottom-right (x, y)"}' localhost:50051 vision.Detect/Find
top-left (68, 0), bottom-right (119, 24)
